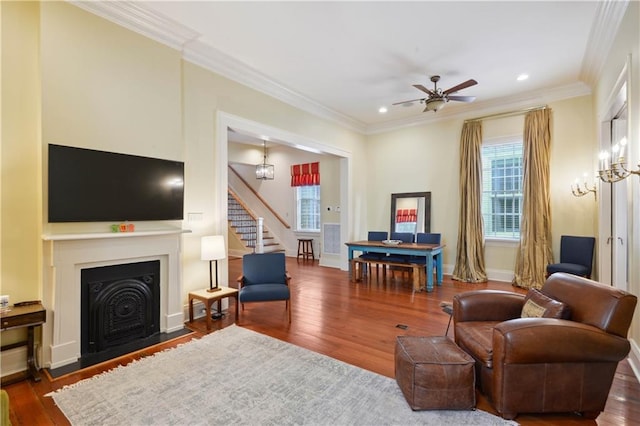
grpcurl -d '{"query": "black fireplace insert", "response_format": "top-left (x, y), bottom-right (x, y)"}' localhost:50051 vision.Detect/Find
top-left (81, 260), bottom-right (161, 357)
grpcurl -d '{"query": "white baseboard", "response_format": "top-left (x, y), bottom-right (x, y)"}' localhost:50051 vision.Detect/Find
top-left (485, 268), bottom-right (515, 283)
top-left (442, 264), bottom-right (514, 283)
top-left (182, 299), bottom-right (228, 322)
top-left (628, 339), bottom-right (640, 383)
top-left (0, 346), bottom-right (28, 379)
top-left (319, 256), bottom-right (341, 269)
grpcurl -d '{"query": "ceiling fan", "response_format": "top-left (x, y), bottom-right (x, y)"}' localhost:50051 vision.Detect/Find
top-left (393, 75), bottom-right (478, 112)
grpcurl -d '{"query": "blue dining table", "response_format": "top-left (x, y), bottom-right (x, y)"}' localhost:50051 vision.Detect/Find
top-left (345, 240), bottom-right (444, 291)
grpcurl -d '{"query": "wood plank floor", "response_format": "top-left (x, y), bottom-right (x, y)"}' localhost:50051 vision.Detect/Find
top-left (4, 257), bottom-right (639, 425)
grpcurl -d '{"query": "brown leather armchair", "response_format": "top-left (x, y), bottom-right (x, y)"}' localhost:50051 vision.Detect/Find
top-left (453, 272), bottom-right (637, 420)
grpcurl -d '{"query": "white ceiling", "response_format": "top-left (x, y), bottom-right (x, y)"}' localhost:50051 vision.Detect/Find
top-left (77, 1), bottom-right (626, 135)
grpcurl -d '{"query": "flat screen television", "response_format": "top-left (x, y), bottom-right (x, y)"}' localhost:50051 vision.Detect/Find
top-left (48, 144), bottom-right (184, 222)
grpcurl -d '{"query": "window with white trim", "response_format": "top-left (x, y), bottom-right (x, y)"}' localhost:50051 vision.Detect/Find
top-left (481, 140), bottom-right (523, 239)
top-left (296, 185), bottom-right (321, 232)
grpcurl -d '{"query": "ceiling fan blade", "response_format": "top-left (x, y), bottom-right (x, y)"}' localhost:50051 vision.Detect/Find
top-left (413, 84), bottom-right (435, 96)
top-left (392, 97), bottom-right (425, 106)
top-left (447, 95), bottom-right (476, 103)
top-left (443, 79), bottom-right (478, 95)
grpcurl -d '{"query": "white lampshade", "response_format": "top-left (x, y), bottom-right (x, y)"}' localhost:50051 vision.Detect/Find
top-left (201, 235), bottom-right (226, 261)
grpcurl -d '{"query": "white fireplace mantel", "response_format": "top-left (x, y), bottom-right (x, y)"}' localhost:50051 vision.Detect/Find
top-left (42, 229), bottom-right (186, 369)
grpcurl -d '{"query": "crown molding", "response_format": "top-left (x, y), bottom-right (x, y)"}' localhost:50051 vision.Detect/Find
top-left (366, 82), bottom-right (592, 135)
top-left (182, 40), bottom-right (367, 133)
top-left (69, 1), bottom-right (599, 137)
top-left (68, 1), bottom-right (199, 50)
top-left (580, 0), bottom-right (629, 86)
top-left (68, 1), bottom-right (367, 133)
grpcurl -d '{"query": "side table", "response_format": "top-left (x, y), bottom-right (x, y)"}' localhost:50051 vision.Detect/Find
top-left (1, 303), bottom-right (46, 385)
top-left (188, 287), bottom-right (239, 331)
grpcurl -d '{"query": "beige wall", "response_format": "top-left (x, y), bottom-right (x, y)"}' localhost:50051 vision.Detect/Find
top-left (1, 1), bottom-right (42, 304)
top-left (365, 95), bottom-right (597, 279)
top-left (181, 60), bottom-right (363, 288)
top-left (7, 2), bottom-right (364, 305)
top-left (1, 0), bottom-right (637, 374)
top-left (40, 1), bottom-right (184, 238)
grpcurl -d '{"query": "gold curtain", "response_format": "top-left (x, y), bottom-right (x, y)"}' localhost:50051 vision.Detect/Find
top-left (513, 108), bottom-right (554, 289)
top-left (453, 121), bottom-right (488, 283)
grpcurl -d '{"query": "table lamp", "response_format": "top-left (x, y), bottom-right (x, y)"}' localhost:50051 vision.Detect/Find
top-left (201, 235), bottom-right (225, 292)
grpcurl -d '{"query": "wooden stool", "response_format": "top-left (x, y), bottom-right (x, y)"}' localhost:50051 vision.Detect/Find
top-left (297, 239), bottom-right (314, 260)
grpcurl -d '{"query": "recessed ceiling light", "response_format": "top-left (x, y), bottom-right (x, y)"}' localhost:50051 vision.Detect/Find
top-left (517, 74), bottom-right (529, 81)
top-left (378, 106), bottom-right (388, 114)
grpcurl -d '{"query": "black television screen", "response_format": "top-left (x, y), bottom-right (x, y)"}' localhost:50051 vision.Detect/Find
top-left (48, 144), bottom-right (184, 222)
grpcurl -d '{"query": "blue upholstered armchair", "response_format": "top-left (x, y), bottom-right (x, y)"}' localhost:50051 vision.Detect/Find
top-left (237, 252), bottom-right (291, 323)
top-left (546, 235), bottom-right (595, 278)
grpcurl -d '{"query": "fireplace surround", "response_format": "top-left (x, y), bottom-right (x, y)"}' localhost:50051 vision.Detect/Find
top-left (42, 229), bottom-right (185, 369)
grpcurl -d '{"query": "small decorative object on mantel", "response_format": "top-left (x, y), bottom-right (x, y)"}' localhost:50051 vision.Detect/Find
top-left (571, 173), bottom-right (597, 199)
top-left (111, 223), bottom-right (135, 233)
top-left (598, 137), bottom-right (640, 183)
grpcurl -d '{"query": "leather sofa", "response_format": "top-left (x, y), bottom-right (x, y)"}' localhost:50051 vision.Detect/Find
top-left (453, 272), bottom-right (637, 420)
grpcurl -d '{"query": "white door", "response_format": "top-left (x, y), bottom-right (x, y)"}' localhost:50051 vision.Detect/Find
top-left (611, 109), bottom-right (628, 290)
top-left (598, 122), bottom-right (613, 285)
top-left (598, 83), bottom-right (629, 291)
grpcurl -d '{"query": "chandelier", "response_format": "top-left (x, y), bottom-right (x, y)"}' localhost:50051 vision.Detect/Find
top-left (256, 140), bottom-right (274, 180)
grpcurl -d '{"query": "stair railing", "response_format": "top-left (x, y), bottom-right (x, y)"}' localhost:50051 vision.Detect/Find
top-left (228, 165), bottom-right (291, 229)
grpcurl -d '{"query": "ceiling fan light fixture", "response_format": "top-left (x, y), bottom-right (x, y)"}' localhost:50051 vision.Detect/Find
top-left (394, 75), bottom-right (477, 113)
top-left (424, 98), bottom-right (446, 112)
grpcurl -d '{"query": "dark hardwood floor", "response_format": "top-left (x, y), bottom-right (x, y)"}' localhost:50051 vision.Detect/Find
top-left (4, 257), bottom-right (639, 425)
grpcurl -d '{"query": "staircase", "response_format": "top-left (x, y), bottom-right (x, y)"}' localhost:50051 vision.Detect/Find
top-left (228, 192), bottom-right (283, 253)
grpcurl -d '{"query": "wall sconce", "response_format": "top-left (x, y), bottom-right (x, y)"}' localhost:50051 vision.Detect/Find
top-left (256, 140), bottom-right (274, 180)
top-left (571, 173), bottom-right (597, 199)
top-left (598, 137), bottom-right (640, 183)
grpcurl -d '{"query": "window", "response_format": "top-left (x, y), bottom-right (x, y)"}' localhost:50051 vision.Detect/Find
top-left (296, 185), bottom-right (320, 232)
top-left (481, 141), bottom-right (523, 239)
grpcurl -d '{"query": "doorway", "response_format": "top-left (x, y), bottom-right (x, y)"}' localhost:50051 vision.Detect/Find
top-left (598, 72), bottom-right (629, 291)
top-left (216, 112), bottom-right (352, 270)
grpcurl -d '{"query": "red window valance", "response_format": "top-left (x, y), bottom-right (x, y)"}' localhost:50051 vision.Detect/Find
top-left (395, 208), bottom-right (417, 223)
top-left (291, 162), bottom-right (320, 187)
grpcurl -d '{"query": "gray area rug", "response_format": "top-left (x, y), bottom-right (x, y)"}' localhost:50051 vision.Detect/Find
top-left (47, 325), bottom-right (517, 425)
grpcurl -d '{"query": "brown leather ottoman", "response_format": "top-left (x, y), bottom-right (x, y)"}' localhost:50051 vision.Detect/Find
top-left (395, 335), bottom-right (476, 410)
